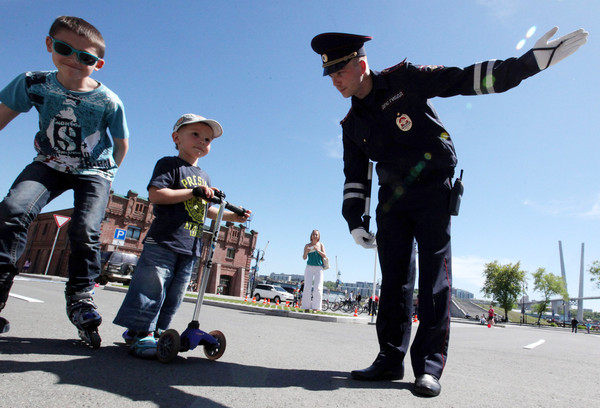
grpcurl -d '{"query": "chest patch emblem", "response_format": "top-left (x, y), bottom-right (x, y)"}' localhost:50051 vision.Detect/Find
top-left (396, 114), bottom-right (412, 131)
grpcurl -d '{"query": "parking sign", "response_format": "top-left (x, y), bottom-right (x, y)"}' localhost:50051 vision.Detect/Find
top-left (112, 228), bottom-right (127, 246)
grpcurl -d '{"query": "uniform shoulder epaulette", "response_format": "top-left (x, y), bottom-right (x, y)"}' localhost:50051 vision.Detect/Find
top-left (381, 59), bottom-right (407, 75)
top-left (340, 106), bottom-right (354, 124)
top-left (415, 64), bottom-right (445, 72)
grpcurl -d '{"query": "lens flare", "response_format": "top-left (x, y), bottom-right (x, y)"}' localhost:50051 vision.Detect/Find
top-left (516, 26), bottom-right (537, 50)
top-left (525, 26), bottom-right (537, 39)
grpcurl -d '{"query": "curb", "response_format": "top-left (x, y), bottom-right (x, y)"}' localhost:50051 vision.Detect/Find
top-left (102, 284), bottom-right (369, 324)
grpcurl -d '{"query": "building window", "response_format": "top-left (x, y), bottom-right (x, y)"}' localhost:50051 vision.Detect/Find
top-left (42, 223), bottom-right (49, 236)
top-left (126, 226), bottom-right (141, 240)
top-left (135, 203), bottom-right (145, 212)
top-left (226, 248), bottom-right (235, 259)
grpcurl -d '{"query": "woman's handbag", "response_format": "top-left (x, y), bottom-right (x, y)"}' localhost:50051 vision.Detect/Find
top-left (322, 256), bottom-right (330, 270)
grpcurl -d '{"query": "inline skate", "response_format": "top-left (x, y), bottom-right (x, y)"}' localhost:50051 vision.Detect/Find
top-left (0, 266), bottom-right (18, 333)
top-left (65, 289), bottom-right (102, 349)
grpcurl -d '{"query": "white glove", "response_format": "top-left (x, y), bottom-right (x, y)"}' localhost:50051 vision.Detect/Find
top-left (351, 227), bottom-right (377, 249)
top-left (532, 27), bottom-right (588, 70)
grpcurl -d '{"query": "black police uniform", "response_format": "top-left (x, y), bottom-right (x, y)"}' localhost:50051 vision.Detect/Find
top-left (332, 44), bottom-right (541, 379)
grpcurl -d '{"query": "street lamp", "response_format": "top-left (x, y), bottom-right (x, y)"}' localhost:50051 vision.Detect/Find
top-left (247, 242), bottom-right (268, 297)
top-left (521, 279), bottom-right (528, 325)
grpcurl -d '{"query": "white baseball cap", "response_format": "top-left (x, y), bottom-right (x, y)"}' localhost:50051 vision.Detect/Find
top-left (173, 113), bottom-right (223, 138)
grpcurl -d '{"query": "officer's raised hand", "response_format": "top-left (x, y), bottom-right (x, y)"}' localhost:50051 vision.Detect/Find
top-left (351, 227), bottom-right (376, 249)
top-left (532, 26), bottom-right (588, 70)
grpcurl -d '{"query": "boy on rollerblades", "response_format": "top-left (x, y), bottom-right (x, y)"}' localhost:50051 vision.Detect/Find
top-left (113, 113), bottom-right (250, 358)
top-left (0, 16), bottom-right (129, 347)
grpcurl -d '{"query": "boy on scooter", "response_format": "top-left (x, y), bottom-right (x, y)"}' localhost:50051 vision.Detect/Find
top-left (113, 113), bottom-right (250, 358)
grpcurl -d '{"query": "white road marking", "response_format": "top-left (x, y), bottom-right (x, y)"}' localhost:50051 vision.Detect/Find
top-left (523, 339), bottom-right (545, 349)
top-left (9, 293), bottom-right (44, 303)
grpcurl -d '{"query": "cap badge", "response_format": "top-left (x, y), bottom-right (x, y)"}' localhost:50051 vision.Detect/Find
top-left (322, 54), bottom-right (328, 63)
top-left (396, 114), bottom-right (412, 132)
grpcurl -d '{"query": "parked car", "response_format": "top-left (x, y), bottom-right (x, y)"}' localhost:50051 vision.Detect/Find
top-left (97, 251), bottom-right (139, 285)
top-left (253, 284), bottom-right (294, 303)
top-left (278, 283), bottom-right (299, 295)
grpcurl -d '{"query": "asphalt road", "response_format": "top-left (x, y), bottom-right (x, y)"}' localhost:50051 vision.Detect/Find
top-left (1, 276), bottom-right (598, 408)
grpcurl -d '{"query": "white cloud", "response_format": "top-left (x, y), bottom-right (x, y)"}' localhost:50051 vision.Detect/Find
top-left (475, 0), bottom-right (521, 20)
top-left (581, 193), bottom-right (600, 219)
top-left (522, 197), bottom-right (600, 218)
top-left (325, 133), bottom-right (343, 159)
top-left (452, 255), bottom-right (488, 296)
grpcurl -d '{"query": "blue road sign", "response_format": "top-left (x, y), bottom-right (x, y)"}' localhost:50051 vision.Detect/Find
top-left (114, 228), bottom-right (127, 240)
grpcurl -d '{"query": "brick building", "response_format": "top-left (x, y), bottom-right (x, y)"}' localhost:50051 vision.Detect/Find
top-left (17, 190), bottom-right (258, 296)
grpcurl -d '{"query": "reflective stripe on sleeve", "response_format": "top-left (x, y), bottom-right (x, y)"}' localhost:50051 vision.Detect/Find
top-left (473, 60), bottom-right (497, 95)
top-left (344, 192), bottom-right (365, 200)
top-left (343, 182), bottom-right (367, 202)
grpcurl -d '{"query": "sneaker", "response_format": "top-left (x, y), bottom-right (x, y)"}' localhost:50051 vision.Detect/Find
top-left (122, 329), bottom-right (136, 345)
top-left (129, 334), bottom-right (157, 359)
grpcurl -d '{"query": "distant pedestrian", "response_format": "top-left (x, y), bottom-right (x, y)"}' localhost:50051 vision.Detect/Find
top-left (22, 259), bottom-right (31, 273)
top-left (368, 295), bottom-right (379, 316)
top-left (571, 318), bottom-right (578, 333)
top-left (302, 230), bottom-right (327, 312)
top-left (488, 306), bottom-right (495, 326)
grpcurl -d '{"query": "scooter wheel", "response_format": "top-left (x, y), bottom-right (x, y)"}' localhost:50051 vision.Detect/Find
top-left (157, 329), bottom-right (180, 363)
top-left (204, 330), bottom-right (226, 361)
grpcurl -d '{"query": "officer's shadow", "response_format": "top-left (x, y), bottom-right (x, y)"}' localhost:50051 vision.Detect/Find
top-left (0, 336), bottom-right (412, 407)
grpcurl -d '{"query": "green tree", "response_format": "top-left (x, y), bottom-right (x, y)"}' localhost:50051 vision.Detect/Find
top-left (588, 260), bottom-right (600, 289)
top-left (532, 268), bottom-right (568, 324)
top-left (324, 281), bottom-right (337, 291)
top-left (482, 261), bottom-right (526, 321)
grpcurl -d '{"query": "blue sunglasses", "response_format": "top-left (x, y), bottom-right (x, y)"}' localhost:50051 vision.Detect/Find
top-left (50, 36), bottom-right (100, 66)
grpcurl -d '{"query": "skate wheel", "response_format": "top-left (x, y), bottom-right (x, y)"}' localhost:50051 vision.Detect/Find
top-left (204, 330), bottom-right (226, 361)
top-left (157, 329), bottom-right (180, 363)
top-left (89, 331), bottom-right (101, 349)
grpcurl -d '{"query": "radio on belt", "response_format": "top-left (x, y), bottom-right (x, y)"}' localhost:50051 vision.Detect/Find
top-left (448, 169), bottom-right (464, 216)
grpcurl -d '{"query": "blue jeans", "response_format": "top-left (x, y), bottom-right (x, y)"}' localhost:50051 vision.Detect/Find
top-left (113, 243), bottom-right (197, 332)
top-left (0, 161), bottom-right (111, 292)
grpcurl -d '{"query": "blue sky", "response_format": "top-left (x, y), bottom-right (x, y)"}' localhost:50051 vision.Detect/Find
top-left (1, 0), bottom-right (599, 311)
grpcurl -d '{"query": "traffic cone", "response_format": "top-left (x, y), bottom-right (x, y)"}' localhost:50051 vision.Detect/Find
top-left (353, 307), bottom-right (358, 317)
top-left (276, 299), bottom-right (280, 306)
top-left (413, 314), bottom-right (418, 323)
top-left (263, 298), bottom-right (267, 305)
top-left (252, 297), bottom-right (256, 303)
top-left (285, 301), bottom-right (290, 308)
top-left (267, 299), bottom-right (271, 306)
top-left (244, 295), bottom-right (248, 302)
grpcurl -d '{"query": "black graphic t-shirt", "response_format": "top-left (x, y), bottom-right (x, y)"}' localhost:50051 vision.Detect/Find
top-left (145, 156), bottom-right (211, 256)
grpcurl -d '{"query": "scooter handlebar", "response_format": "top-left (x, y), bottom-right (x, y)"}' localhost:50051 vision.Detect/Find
top-left (192, 187), bottom-right (248, 216)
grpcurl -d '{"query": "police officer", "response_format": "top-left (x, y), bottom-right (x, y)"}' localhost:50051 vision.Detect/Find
top-left (311, 27), bottom-right (587, 397)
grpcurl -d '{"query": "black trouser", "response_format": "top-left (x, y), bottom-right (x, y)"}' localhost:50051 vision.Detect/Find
top-left (375, 179), bottom-right (452, 379)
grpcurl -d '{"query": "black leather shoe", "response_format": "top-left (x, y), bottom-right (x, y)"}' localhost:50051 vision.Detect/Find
top-left (414, 374), bottom-right (441, 397)
top-left (351, 361), bottom-right (404, 381)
